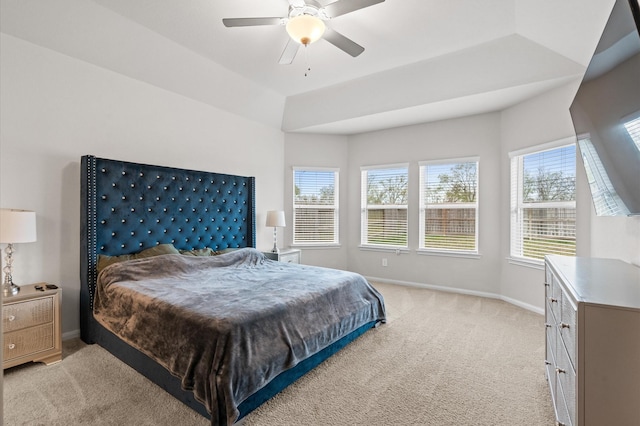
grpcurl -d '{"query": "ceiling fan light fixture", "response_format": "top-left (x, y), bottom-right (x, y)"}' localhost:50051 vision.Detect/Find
top-left (286, 15), bottom-right (325, 45)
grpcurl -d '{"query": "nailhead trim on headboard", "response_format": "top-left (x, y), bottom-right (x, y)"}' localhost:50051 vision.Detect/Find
top-left (80, 155), bottom-right (256, 342)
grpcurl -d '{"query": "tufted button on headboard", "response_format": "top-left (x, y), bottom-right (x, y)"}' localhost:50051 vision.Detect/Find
top-left (80, 155), bottom-right (256, 342)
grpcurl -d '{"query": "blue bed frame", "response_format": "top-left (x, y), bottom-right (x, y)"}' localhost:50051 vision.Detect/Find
top-left (80, 155), bottom-right (376, 423)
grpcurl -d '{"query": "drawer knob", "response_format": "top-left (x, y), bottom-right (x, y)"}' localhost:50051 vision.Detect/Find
top-left (556, 368), bottom-right (566, 375)
top-left (561, 323), bottom-right (570, 329)
top-left (8, 343), bottom-right (15, 350)
top-left (545, 323), bottom-right (552, 328)
top-left (549, 297), bottom-right (558, 303)
top-left (8, 315), bottom-right (16, 321)
top-left (545, 360), bottom-right (552, 366)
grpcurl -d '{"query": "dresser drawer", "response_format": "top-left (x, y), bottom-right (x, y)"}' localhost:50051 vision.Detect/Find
top-left (545, 309), bottom-right (557, 365)
top-left (556, 335), bottom-right (576, 426)
top-left (555, 388), bottom-right (572, 426)
top-left (546, 271), bottom-right (562, 322)
top-left (4, 323), bottom-right (55, 362)
top-left (3, 297), bottom-right (54, 332)
top-left (559, 294), bottom-right (577, 368)
top-left (545, 256), bottom-right (640, 426)
top-left (547, 291), bottom-right (562, 325)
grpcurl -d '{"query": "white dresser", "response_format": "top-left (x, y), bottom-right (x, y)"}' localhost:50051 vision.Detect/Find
top-left (544, 255), bottom-right (640, 426)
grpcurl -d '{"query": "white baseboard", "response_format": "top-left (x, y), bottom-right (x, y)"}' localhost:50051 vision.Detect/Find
top-left (62, 329), bottom-right (81, 341)
top-left (499, 295), bottom-right (544, 315)
top-left (365, 276), bottom-right (544, 315)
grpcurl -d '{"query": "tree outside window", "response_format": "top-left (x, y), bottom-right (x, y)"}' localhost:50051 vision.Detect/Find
top-left (420, 159), bottom-right (478, 252)
top-left (293, 168), bottom-right (339, 245)
top-left (511, 144), bottom-right (576, 261)
top-left (361, 165), bottom-right (408, 247)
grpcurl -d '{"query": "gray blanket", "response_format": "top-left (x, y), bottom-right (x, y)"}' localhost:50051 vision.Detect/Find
top-left (94, 248), bottom-right (386, 425)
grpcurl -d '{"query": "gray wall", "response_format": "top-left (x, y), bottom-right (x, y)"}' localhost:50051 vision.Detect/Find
top-left (286, 81), bottom-right (639, 313)
top-left (0, 34), bottom-right (286, 337)
top-left (347, 113), bottom-right (503, 296)
top-left (3, 35), bottom-right (638, 338)
top-left (283, 133), bottom-right (350, 270)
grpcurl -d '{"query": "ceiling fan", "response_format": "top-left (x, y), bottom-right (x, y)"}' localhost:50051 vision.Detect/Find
top-left (223, 0), bottom-right (385, 64)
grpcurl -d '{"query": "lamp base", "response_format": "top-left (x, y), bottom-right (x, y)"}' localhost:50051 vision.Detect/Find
top-left (2, 282), bottom-right (20, 297)
top-left (271, 226), bottom-right (280, 253)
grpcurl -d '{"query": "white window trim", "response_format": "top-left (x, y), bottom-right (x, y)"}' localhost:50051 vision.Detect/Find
top-left (418, 157), bottom-right (479, 254)
top-left (290, 243), bottom-right (342, 249)
top-left (509, 140), bottom-right (577, 262)
top-left (292, 167), bottom-right (339, 246)
top-left (418, 156), bottom-right (479, 167)
top-left (417, 249), bottom-right (482, 259)
top-left (506, 256), bottom-right (544, 270)
top-left (508, 136), bottom-right (576, 159)
top-left (360, 162), bottom-right (409, 171)
top-left (358, 245), bottom-right (411, 254)
top-left (360, 163), bottom-right (409, 249)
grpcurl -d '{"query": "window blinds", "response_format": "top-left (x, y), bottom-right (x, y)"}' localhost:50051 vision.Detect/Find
top-left (293, 169), bottom-right (338, 244)
top-left (578, 137), bottom-right (629, 216)
top-left (510, 144), bottom-right (576, 260)
top-left (361, 165), bottom-right (408, 247)
top-left (623, 115), bottom-right (640, 151)
top-left (419, 159), bottom-right (478, 252)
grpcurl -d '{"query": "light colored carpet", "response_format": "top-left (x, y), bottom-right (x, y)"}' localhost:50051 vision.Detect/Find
top-left (3, 283), bottom-right (555, 425)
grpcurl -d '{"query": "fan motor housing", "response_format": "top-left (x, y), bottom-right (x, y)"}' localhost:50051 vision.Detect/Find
top-left (289, 5), bottom-right (329, 21)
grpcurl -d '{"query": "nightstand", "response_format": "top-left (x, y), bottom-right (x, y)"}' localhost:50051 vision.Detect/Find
top-left (263, 248), bottom-right (301, 264)
top-left (3, 283), bottom-right (62, 369)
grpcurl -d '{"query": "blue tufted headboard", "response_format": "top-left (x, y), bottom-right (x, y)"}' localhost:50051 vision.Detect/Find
top-left (80, 155), bottom-right (256, 342)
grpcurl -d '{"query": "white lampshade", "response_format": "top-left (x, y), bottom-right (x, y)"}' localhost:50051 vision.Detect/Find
top-left (0, 209), bottom-right (37, 243)
top-left (266, 210), bottom-right (286, 228)
top-left (286, 15), bottom-right (326, 45)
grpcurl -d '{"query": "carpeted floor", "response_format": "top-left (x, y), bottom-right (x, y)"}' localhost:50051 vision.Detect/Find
top-left (3, 283), bottom-right (555, 425)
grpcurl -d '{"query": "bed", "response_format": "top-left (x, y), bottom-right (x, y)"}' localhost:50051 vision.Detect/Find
top-left (80, 156), bottom-right (386, 425)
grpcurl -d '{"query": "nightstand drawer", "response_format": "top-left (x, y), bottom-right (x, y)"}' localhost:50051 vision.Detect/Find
top-left (3, 297), bottom-right (54, 332)
top-left (263, 249), bottom-right (301, 264)
top-left (4, 323), bottom-right (55, 362)
top-left (3, 284), bottom-right (62, 369)
top-left (279, 252), bottom-right (300, 264)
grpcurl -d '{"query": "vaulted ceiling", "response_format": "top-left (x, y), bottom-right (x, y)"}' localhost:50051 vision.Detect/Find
top-left (0, 0), bottom-right (616, 134)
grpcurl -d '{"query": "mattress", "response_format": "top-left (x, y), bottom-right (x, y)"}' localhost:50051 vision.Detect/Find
top-left (93, 248), bottom-right (386, 425)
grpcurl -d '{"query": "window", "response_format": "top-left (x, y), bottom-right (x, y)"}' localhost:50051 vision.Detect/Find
top-left (419, 158), bottom-right (478, 253)
top-left (577, 136), bottom-right (629, 216)
top-left (623, 112), bottom-right (640, 151)
top-left (293, 168), bottom-right (339, 245)
top-left (361, 164), bottom-right (408, 248)
top-left (510, 143), bottom-right (576, 261)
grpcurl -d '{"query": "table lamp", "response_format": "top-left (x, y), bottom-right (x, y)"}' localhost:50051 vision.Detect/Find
top-left (0, 209), bottom-right (37, 297)
top-left (265, 210), bottom-right (286, 253)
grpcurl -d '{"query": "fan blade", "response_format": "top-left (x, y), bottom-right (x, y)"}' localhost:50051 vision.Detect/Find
top-left (222, 17), bottom-right (284, 27)
top-left (323, 27), bottom-right (365, 57)
top-left (322, 0), bottom-right (385, 18)
top-left (279, 39), bottom-right (300, 64)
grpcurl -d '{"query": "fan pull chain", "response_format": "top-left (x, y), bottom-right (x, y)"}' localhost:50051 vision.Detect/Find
top-left (304, 44), bottom-right (311, 77)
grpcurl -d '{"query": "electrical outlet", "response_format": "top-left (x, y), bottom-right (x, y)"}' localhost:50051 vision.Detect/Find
top-left (382, 258), bottom-right (388, 267)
